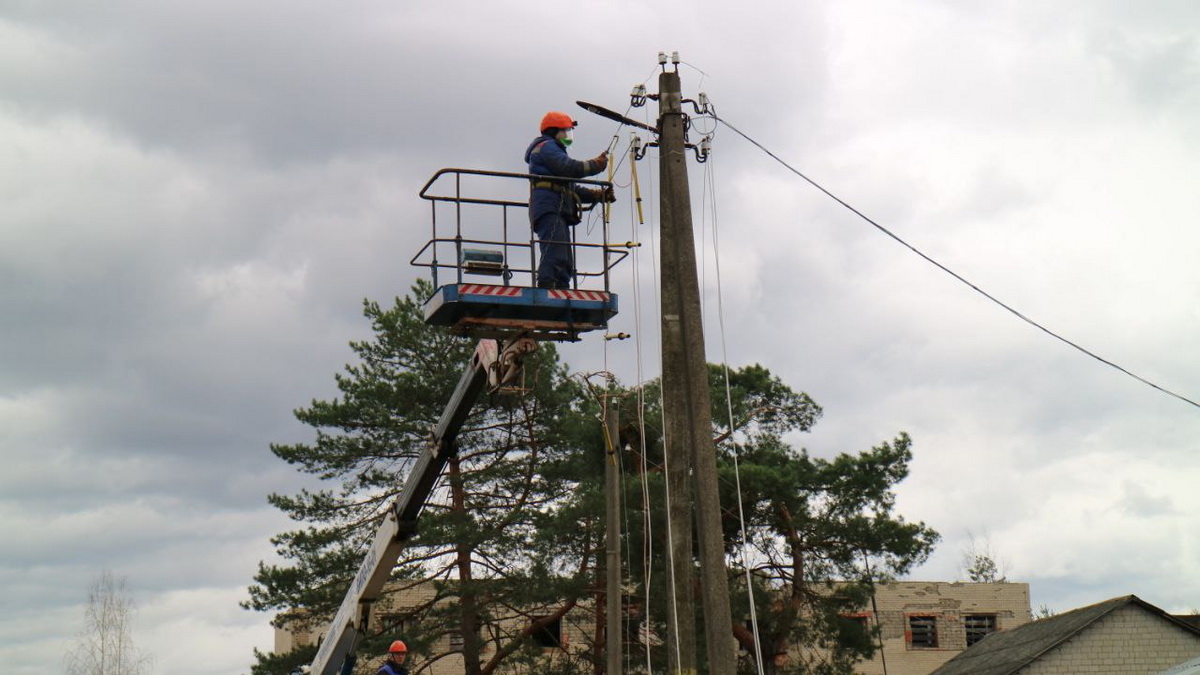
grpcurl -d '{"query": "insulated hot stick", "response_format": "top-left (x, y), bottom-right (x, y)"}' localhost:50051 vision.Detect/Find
top-left (578, 101), bottom-right (657, 221)
top-left (576, 100), bottom-right (660, 134)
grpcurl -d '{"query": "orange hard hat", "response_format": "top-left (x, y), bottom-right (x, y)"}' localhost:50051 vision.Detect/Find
top-left (540, 111), bottom-right (577, 132)
top-left (389, 640), bottom-right (408, 653)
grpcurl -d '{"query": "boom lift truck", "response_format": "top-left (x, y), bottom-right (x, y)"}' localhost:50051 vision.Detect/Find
top-left (307, 167), bottom-right (629, 675)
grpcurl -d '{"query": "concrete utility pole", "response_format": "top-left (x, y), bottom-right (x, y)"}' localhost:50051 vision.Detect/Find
top-left (657, 64), bottom-right (737, 674)
top-left (604, 402), bottom-right (622, 675)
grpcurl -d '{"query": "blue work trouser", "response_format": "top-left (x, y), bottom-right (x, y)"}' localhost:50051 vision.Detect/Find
top-left (534, 211), bottom-right (573, 288)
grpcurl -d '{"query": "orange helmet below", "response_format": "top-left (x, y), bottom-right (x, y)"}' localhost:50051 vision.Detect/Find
top-left (540, 111), bottom-right (577, 132)
top-left (389, 640), bottom-right (408, 653)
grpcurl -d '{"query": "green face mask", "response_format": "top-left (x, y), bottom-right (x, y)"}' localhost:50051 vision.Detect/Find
top-left (561, 129), bottom-right (574, 147)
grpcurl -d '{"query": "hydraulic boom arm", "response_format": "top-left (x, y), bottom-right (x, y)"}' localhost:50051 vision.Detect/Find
top-left (309, 337), bottom-right (537, 675)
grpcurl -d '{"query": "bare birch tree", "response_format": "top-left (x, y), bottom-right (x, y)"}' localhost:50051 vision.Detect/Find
top-left (65, 571), bottom-right (153, 675)
top-left (960, 531), bottom-right (1009, 583)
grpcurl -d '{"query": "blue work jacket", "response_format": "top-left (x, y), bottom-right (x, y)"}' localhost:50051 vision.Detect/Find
top-left (524, 134), bottom-right (605, 223)
top-left (376, 662), bottom-right (408, 675)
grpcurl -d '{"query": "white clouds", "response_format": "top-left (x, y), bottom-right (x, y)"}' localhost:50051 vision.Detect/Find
top-left (193, 260), bottom-right (309, 322)
top-left (0, 111), bottom-right (205, 275)
top-left (139, 586), bottom-right (277, 675)
top-left (2, 1), bottom-right (1200, 673)
top-left (0, 492), bottom-right (293, 673)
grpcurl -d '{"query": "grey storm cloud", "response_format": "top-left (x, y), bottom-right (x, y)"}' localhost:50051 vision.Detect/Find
top-left (3, 1), bottom-right (1200, 674)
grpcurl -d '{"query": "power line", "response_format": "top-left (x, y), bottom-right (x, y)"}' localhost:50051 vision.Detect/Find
top-left (713, 113), bottom-right (1200, 411)
top-left (702, 146), bottom-right (768, 675)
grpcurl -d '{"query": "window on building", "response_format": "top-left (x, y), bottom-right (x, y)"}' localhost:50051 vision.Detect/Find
top-left (908, 615), bottom-right (939, 649)
top-left (530, 616), bottom-right (563, 648)
top-left (843, 613), bottom-right (871, 632)
top-left (965, 614), bottom-right (997, 646)
top-left (448, 626), bottom-right (490, 652)
top-left (377, 614), bottom-right (405, 634)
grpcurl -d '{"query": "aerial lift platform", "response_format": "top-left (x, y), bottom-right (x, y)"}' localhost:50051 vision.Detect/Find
top-left (308, 167), bottom-right (628, 675)
top-left (413, 168), bottom-right (625, 341)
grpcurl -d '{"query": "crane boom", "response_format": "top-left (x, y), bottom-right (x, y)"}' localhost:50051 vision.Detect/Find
top-left (309, 337), bottom-right (537, 675)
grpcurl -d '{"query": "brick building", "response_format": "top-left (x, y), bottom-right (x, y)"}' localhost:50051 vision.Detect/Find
top-left (932, 595), bottom-right (1200, 675)
top-left (844, 581), bottom-right (1032, 674)
top-left (276, 580), bottom-right (1030, 674)
top-left (275, 580), bottom-right (605, 675)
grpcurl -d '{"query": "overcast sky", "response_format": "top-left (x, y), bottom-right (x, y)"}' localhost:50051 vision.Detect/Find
top-left (3, 1), bottom-right (1199, 673)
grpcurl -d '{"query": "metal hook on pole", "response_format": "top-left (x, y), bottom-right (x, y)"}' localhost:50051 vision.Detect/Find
top-left (693, 135), bottom-right (712, 164)
top-left (630, 83), bottom-right (648, 108)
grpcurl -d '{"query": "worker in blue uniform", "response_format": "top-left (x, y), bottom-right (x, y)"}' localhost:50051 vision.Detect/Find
top-left (524, 111), bottom-right (615, 289)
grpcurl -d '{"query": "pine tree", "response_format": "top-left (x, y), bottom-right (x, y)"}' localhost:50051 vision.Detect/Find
top-left (611, 364), bottom-right (939, 675)
top-left (246, 284), bottom-right (938, 675)
top-left (245, 282), bottom-right (607, 674)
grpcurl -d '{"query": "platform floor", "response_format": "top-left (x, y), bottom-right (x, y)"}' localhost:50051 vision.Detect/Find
top-left (423, 283), bottom-right (618, 341)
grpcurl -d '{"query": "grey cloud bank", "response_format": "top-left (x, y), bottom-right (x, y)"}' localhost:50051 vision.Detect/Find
top-left (2, 1), bottom-right (1199, 673)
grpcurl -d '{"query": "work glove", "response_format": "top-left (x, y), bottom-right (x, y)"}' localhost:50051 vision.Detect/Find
top-left (592, 151), bottom-right (609, 172)
top-left (602, 186), bottom-right (617, 203)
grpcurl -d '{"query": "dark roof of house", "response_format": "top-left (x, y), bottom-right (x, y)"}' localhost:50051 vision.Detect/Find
top-left (932, 595), bottom-right (1200, 675)
top-left (1175, 615), bottom-right (1200, 630)
top-left (1160, 655), bottom-right (1200, 674)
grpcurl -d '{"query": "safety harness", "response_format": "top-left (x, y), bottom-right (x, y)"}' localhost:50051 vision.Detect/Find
top-left (530, 180), bottom-right (573, 194)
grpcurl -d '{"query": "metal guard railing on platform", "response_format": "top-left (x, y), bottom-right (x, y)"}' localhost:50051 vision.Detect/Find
top-left (409, 168), bottom-right (629, 293)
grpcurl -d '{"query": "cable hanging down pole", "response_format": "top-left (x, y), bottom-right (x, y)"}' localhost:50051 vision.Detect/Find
top-left (656, 55), bottom-right (738, 675)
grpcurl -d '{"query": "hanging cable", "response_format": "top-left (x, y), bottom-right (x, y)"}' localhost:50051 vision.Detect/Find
top-left (614, 407), bottom-right (639, 674)
top-left (704, 145), bottom-right (768, 675)
top-left (587, 136), bottom-right (634, 237)
top-left (657, 352), bottom-right (685, 672)
top-left (861, 552), bottom-right (890, 675)
top-left (641, 130), bottom-right (685, 671)
top-left (603, 139), bottom-right (616, 224)
top-left (627, 137), bottom-right (663, 673)
top-left (599, 64), bottom-right (660, 179)
top-left (713, 113), bottom-right (1200, 411)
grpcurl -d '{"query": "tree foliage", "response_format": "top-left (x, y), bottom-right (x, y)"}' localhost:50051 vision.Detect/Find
top-left (247, 283), bottom-right (939, 675)
top-left (612, 365), bottom-right (939, 674)
top-left (250, 644), bottom-right (317, 675)
top-left (960, 532), bottom-right (1008, 584)
top-left (246, 282), bottom-right (608, 674)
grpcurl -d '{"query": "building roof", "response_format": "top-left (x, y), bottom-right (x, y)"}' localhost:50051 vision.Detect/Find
top-left (1160, 656), bottom-right (1200, 675)
top-left (932, 595), bottom-right (1200, 675)
top-left (1175, 615), bottom-right (1200, 630)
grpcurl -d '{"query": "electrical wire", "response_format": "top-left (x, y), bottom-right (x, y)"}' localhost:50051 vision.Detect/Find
top-left (585, 136), bottom-right (634, 236)
top-left (623, 178), bottom-right (648, 673)
top-left (712, 113), bottom-right (1200, 411)
top-left (602, 64), bottom-right (660, 178)
top-left (627, 152), bottom-right (656, 674)
top-left (630, 105), bottom-right (689, 668)
top-left (703, 149), bottom-right (768, 675)
top-left (627, 134), bottom-right (671, 673)
top-left (680, 61), bottom-right (711, 90)
top-left (640, 130), bottom-right (686, 672)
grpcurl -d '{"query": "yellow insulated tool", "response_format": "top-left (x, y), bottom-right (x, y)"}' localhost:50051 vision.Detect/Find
top-left (630, 137), bottom-right (644, 224)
